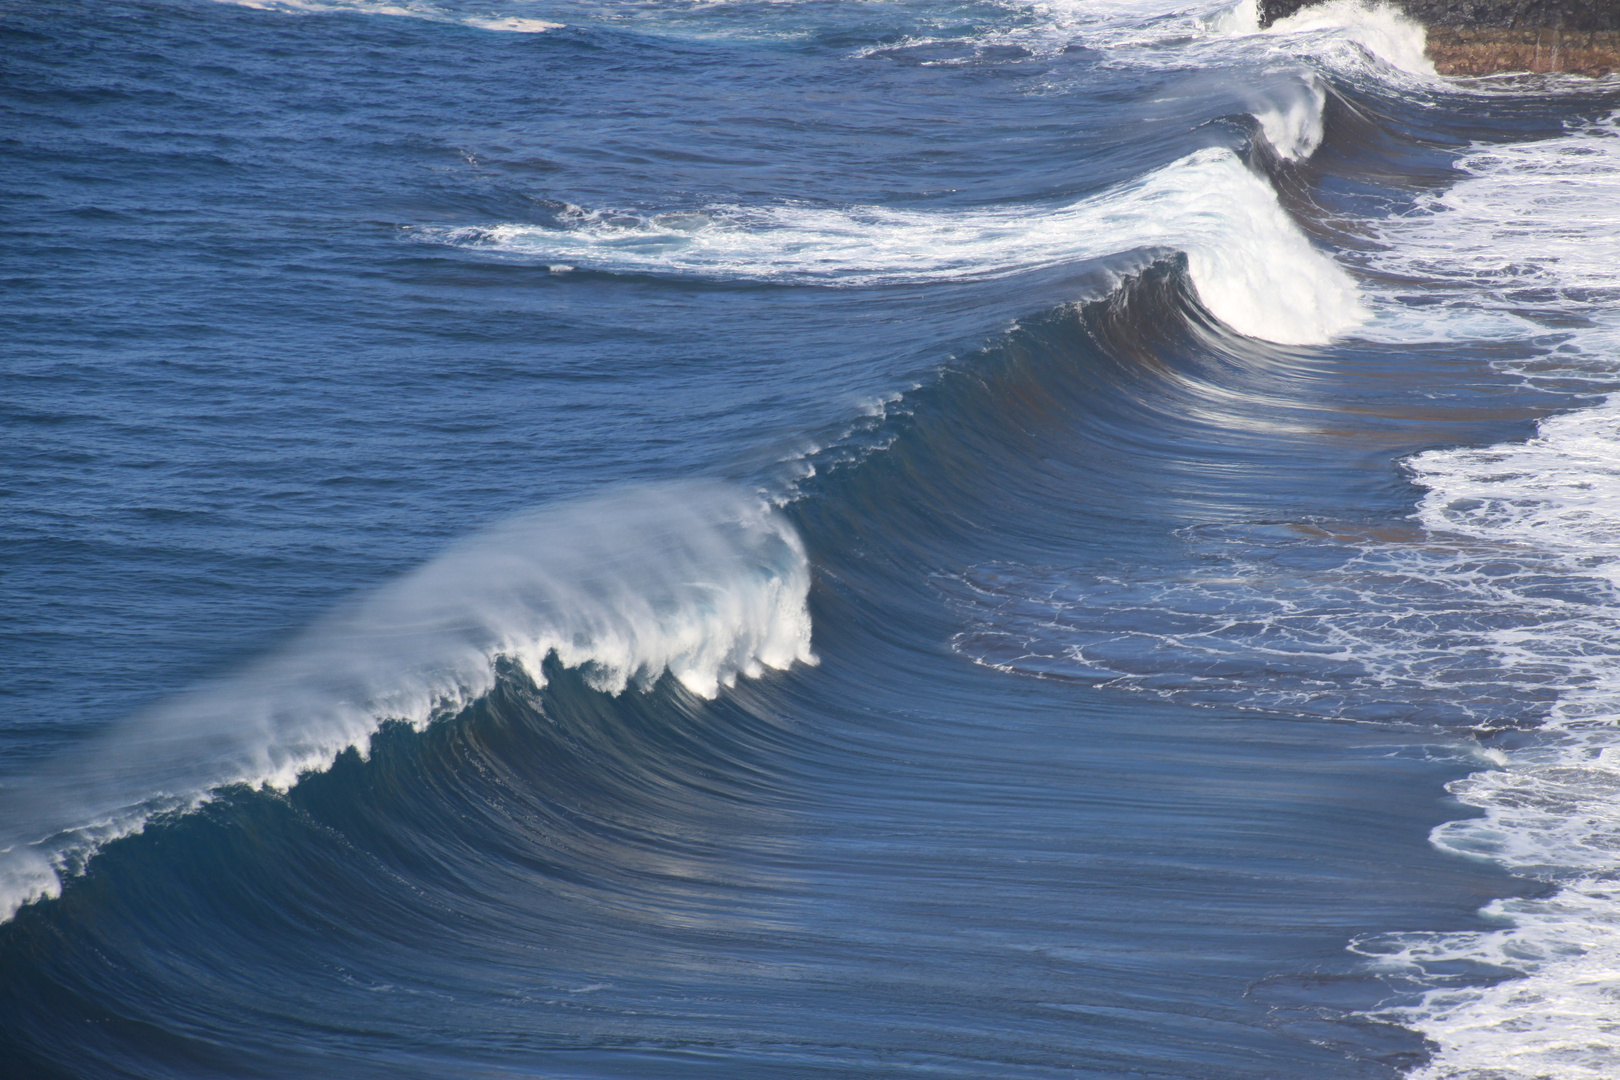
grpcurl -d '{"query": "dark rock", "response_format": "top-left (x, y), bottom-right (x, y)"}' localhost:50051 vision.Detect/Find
top-left (1427, 25), bottom-right (1620, 73)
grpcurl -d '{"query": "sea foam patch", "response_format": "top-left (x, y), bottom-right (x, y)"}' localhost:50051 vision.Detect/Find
top-left (1363, 117), bottom-right (1620, 352)
top-left (1336, 117), bottom-right (1620, 1079)
top-left (1374, 398), bottom-right (1620, 1079)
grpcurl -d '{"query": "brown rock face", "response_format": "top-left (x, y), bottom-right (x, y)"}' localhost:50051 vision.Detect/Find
top-left (1260, 0), bottom-right (1620, 30)
top-left (1427, 26), bottom-right (1620, 74)
top-left (1258, 0), bottom-right (1620, 74)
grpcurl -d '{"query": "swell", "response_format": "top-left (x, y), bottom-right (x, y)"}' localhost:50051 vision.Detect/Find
top-left (0, 660), bottom-right (825, 1079)
top-left (0, 246), bottom-right (1552, 1079)
top-left (0, 257), bottom-right (1252, 935)
top-left (420, 146), bottom-right (1365, 345)
top-left (0, 29), bottom-right (1544, 922)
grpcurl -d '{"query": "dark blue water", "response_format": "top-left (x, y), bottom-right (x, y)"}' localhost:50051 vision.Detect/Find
top-left (6, 1), bottom-right (1620, 1077)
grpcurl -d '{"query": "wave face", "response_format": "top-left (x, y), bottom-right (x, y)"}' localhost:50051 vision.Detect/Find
top-left (5, 1), bottom-right (1620, 1078)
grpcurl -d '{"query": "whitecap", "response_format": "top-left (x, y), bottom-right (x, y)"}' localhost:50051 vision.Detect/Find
top-left (425, 147), bottom-right (1365, 345)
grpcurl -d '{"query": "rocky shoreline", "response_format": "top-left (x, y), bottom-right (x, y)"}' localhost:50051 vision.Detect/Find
top-left (1260, 0), bottom-right (1620, 75)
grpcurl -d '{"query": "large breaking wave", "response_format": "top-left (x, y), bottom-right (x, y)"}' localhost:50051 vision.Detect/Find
top-left (0, 484), bottom-right (814, 923)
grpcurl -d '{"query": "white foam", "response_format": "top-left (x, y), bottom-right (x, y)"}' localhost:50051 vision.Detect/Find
top-left (1357, 729), bottom-right (1620, 1079)
top-left (1208, 0), bottom-right (1261, 36)
top-left (1251, 73), bottom-right (1327, 161)
top-left (0, 483), bottom-right (814, 923)
top-left (1361, 116), bottom-right (1620, 348)
top-left (1264, 0), bottom-right (1434, 77)
top-left (1375, 401), bottom-right (1620, 1078)
top-left (428, 147), bottom-right (1365, 345)
top-left (1357, 881), bottom-right (1620, 1080)
top-left (463, 16), bottom-right (561, 32)
top-left (1415, 401), bottom-right (1620, 580)
top-left (1343, 114), bottom-right (1620, 1079)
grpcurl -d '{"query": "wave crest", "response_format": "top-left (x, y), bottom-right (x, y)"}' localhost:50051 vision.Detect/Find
top-left (425, 148), bottom-right (1364, 345)
top-left (0, 483), bottom-right (814, 923)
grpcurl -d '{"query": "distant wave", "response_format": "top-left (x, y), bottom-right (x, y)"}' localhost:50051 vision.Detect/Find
top-left (423, 147), bottom-right (1364, 345)
top-left (212, 0), bottom-right (561, 33)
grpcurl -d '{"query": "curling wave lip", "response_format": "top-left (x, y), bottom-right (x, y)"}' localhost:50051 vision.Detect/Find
top-left (423, 147), bottom-right (1366, 346)
top-left (0, 483), bottom-right (815, 924)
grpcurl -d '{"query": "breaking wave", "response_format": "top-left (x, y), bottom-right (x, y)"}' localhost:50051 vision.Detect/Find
top-left (425, 147), bottom-right (1364, 345)
top-left (0, 484), bottom-right (814, 923)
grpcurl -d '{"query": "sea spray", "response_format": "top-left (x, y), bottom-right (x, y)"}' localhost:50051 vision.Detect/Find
top-left (1263, 0), bottom-right (1435, 77)
top-left (0, 483), bottom-right (815, 923)
top-left (1252, 73), bottom-right (1328, 161)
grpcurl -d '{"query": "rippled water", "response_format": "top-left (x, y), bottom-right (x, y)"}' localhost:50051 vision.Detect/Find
top-left (4, 1), bottom-right (1620, 1077)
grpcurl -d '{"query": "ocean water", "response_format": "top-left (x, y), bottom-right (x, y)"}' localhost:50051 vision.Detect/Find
top-left (4, 0), bottom-right (1620, 1076)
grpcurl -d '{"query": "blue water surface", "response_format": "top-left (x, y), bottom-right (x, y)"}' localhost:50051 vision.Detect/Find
top-left (3, 1), bottom-right (1615, 1077)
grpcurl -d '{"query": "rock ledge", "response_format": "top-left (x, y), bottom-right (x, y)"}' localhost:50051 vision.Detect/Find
top-left (1259, 0), bottom-right (1620, 74)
